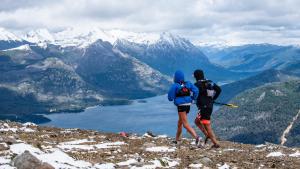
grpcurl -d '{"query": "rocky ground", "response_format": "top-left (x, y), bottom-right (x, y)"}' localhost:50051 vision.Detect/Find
top-left (0, 121), bottom-right (300, 169)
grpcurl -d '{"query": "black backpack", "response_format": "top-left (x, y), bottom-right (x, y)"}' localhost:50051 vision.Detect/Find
top-left (176, 82), bottom-right (191, 97)
top-left (195, 80), bottom-right (215, 108)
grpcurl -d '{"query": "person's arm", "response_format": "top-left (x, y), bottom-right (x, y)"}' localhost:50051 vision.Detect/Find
top-left (189, 82), bottom-right (199, 100)
top-left (213, 83), bottom-right (221, 100)
top-left (168, 84), bottom-right (177, 101)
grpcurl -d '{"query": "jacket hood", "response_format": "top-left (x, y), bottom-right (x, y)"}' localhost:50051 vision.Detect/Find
top-left (174, 70), bottom-right (185, 83)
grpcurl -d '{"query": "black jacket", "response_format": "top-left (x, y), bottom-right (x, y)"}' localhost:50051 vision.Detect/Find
top-left (194, 79), bottom-right (221, 108)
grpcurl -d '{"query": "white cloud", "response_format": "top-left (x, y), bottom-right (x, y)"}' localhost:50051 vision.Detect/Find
top-left (0, 0), bottom-right (300, 45)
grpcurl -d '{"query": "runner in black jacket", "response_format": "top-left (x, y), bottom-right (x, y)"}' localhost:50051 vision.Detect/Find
top-left (193, 69), bottom-right (221, 148)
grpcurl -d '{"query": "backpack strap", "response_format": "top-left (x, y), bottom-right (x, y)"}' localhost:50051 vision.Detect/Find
top-left (176, 81), bottom-right (191, 97)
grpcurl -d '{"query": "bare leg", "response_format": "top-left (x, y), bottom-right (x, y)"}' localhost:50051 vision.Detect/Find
top-left (178, 112), bottom-right (198, 139)
top-left (176, 118), bottom-right (183, 141)
top-left (194, 118), bottom-right (208, 137)
top-left (203, 123), bottom-right (219, 146)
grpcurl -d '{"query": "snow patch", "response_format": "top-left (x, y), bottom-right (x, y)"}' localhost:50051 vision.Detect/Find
top-left (256, 92), bottom-right (265, 103)
top-left (94, 163), bottom-right (115, 169)
top-left (10, 143), bottom-right (43, 154)
top-left (289, 151), bottom-right (300, 157)
top-left (255, 144), bottom-right (266, 148)
top-left (10, 143), bottom-right (92, 168)
top-left (22, 122), bottom-right (37, 127)
top-left (58, 141), bottom-right (126, 151)
top-left (143, 133), bottom-right (154, 138)
top-left (39, 148), bottom-right (92, 168)
top-left (218, 163), bottom-right (230, 169)
top-left (266, 152), bottom-right (285, 157)
top-left (145, 146), bottom-right (176, 152)
top-left (189, 163), bottom-right (203, 168)
top-left (270, 89), bottom-right (285, 96)
top-left (3, 44), bottom-right (31, 51)
top-left (0, 156), bottom-right (10, 164)
top-left (156, 135), bottom-right (168, 138)
top-left (0, 165), bottom-right (16, 169)
top-left (223, 148), bottom-right (243, 152)
top-left (117, 159), bottom-right (138, 166)
top-left (19, 127), bottom-right (35, 132)
top-left (0, 122), bottom-right (35, 133)
top-left (0, 127), bottom-right (18, 132)
top-left (60, 139), bottom-right (95, 145)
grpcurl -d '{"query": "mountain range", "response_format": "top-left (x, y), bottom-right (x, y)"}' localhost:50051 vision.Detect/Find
top-left (200, 44), bottom-right (300, 74)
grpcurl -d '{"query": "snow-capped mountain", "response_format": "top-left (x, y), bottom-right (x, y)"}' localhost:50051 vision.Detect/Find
top-left (0, 27), bottom-right (25, 50)
top-left (0, 27), bottom-right (193, 49)
top-left (23, 29), bottom-right (54, 43)
top-left (39, 27), bottom-right (184, 48)
top-left (52, 27), bottom-right (167, 48)
top-left (0, 27), bottom-right (21, 41)
top-left (113, 34), bottom-right (245, 82)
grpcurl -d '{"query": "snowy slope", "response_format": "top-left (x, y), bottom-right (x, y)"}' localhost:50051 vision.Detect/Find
top-left (23, 29), bottom-right (54, 43)
top-left (3, 44), bottom-right (31, 51)
top-left (0, 27), bottom-right (21, 41)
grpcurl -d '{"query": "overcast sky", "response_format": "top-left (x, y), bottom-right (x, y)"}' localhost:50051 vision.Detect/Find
top-left (0, 0), bottom-right (300, 45)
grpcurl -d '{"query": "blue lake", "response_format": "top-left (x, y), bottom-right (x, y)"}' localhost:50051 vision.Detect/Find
top-left (43, 95), bottom-right (219, 136)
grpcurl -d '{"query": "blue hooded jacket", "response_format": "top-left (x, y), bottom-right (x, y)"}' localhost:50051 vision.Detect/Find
top-left (168, 70), bottom-right (199, 106)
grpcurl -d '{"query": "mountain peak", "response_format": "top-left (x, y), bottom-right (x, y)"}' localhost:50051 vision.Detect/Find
top-left (0, 27), bottom-right (21, 41)
top-left (23, 29), bottom-right (54, 43)
top-left (158, 32), bottom-right (193, 48)
top-left (108, 29), bottom-right (159, 45)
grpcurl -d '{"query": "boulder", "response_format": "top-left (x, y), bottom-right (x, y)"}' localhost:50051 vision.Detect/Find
top-left (0, 143), bottom-right (9, 151)
top-left (1, 136), bottom-right (17, 145)
top-left (12, 150), bottom-right (54, 169)
top-left (196, 157), bottom-right (213, 166)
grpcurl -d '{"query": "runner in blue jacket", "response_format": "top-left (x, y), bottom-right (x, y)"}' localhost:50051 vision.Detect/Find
top-left (168, 70), bottom-right (201, 146)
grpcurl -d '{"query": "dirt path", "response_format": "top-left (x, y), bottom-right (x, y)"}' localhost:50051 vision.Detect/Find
top-left (280, 109), bottom-right (300, 145)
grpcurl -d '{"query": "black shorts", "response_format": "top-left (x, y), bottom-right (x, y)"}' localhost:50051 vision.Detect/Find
top-left (198, 107), bottom-right (213, 120)
top-left (177, 105), bottom-right (190, 113)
